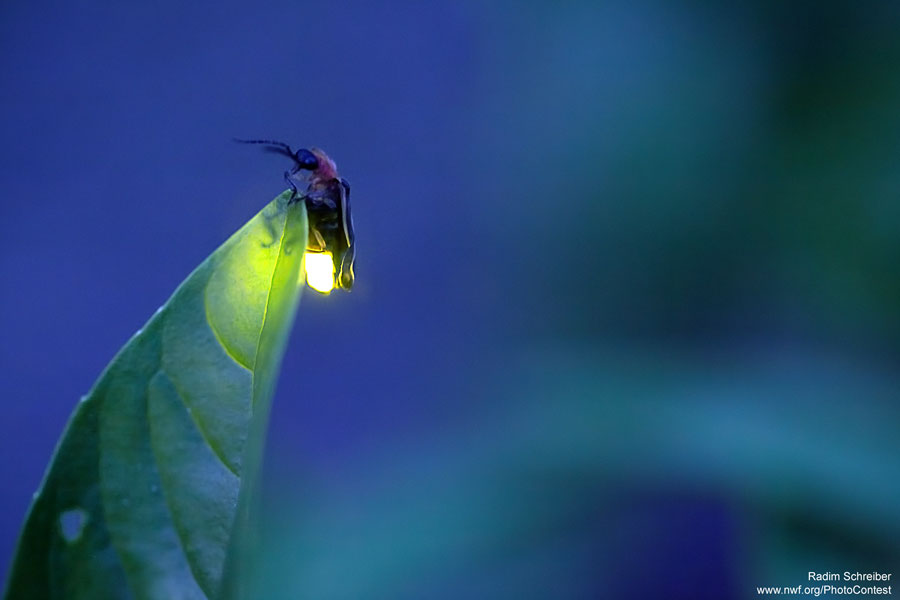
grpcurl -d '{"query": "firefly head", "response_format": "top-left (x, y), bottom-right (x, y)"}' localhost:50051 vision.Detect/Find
top-left (294, 148), bottom-right (319, 171)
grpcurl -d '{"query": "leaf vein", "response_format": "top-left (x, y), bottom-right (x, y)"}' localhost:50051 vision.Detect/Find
top-left (145, 382), bottom-right (212, 600)
top-left (204, 313), bottom-right (253, 372)
top-left (158, 369), bottom-right (239, 477)
top-left (250, 207), bottom-right (289, 409)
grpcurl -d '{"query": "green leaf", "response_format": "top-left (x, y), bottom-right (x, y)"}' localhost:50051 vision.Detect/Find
top-left (3, 191), bottom-right (307, 600)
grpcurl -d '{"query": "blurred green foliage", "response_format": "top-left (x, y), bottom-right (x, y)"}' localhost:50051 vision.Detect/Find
top-left (259, 3), bottom-right (900, 598)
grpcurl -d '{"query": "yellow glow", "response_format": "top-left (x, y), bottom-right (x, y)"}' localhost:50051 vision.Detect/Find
top-left (304, 251), bottom-right (335, 294)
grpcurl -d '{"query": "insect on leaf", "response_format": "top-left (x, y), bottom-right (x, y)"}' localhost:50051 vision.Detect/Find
top-left (3, 190), bottom-right (307, 600)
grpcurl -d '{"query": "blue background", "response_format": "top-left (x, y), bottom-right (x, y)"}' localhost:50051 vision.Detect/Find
top-left (2, 1), bottom-right (899, 598)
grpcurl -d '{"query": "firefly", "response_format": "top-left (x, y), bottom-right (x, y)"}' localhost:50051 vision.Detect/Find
top-left (235, 138), bottom-right (355, 293)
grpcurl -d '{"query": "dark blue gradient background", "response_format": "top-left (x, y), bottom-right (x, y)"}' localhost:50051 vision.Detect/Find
top-left (2, 2), bottom-right (899, 598)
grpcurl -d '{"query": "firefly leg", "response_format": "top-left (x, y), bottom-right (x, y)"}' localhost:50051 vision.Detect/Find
top-left (284, 170), bottom-right (300, 202)
top-left (307, 227), bottom-right (326, 251)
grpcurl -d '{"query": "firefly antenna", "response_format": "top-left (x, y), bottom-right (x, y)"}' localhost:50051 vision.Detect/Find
top-left (232, 138), bottom-right (296, 160)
